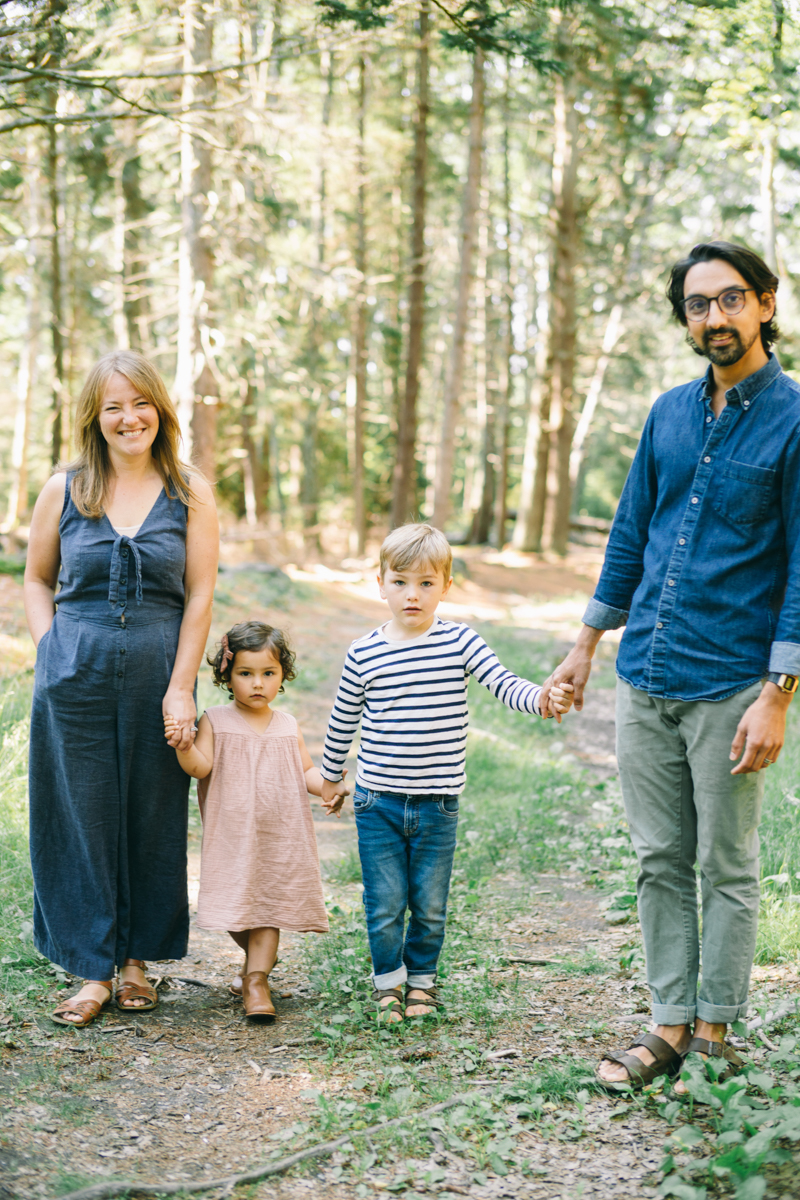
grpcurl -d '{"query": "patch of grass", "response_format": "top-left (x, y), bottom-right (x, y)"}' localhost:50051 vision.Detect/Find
top-left (553, 951), bottom-right (611, 976)
top-left (324, 848), bottom-right (362, 885)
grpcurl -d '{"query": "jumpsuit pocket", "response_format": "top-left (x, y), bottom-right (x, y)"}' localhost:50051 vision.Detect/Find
top-left (353, 787), bottom-right (376, 814)
top-left (437, 797), bottom-right (459, 817)
top-left (712, 459), bottom-right (776, 527)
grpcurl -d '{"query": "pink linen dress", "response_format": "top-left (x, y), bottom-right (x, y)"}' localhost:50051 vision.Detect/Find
top-left (196, 705), bottom-right (329, 933)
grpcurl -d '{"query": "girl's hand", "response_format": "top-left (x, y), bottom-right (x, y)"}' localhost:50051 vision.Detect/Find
top-left (164, 715), bottom-right (193, 744)
top-left (548, 682), bottom-right (574, 724)
top-left (162, 687), bottom-right (197, 750)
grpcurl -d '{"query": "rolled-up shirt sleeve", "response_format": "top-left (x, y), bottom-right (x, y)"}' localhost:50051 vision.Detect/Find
top-left (770, 427), bottom-right (800, 675)
top-left (581, 404), bottom-right (659, 631)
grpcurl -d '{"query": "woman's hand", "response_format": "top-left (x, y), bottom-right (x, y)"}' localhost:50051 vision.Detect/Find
top-left (162, 687), bottom-right (197, 751)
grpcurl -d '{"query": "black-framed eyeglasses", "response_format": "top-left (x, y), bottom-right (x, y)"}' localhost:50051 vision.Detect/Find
top-left (681, 288), bottom-right (756, 321)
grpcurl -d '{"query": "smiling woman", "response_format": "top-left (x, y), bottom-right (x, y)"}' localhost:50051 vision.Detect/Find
top-left (22, 349), bottom-right (219, 1030)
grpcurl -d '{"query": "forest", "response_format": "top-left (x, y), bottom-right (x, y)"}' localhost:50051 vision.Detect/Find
top-left (0, 0), bottom-right (795, 556)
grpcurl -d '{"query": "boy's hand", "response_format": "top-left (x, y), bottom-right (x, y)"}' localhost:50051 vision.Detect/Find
top-left (321, 771), bottom-right (349, 818)
top-left (546, 683), bottom-right (574, 724)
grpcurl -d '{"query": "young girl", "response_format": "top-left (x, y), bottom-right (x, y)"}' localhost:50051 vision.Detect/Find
top-left (165, 621), bottom-right (348, 1021)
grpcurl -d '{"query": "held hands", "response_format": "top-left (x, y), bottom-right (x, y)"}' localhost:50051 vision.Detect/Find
top-left (544, 682), bottom-right (574, 723)
top-left (321, 770), bottom-right (350, 818)
top-left (164, 713), bottom-right (197, 750)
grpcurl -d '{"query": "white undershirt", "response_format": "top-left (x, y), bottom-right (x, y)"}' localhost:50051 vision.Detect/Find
top-left (112, 523), bottom-right (141, 538)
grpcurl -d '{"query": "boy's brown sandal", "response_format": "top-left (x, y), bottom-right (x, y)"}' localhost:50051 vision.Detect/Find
top-left (683, 1037), bottom-right (744, 1082)
top-left (52, 981), bottom-right (113, 1027)
top-left (241, 971), bottom-right (276, 1021)
top-left (404, 985), bottom-right (442, 1018)
top-left (596, 1032), bottom-right (683, 1092)
top-left (371, 987), bottom-right (404, 1022)
top-left (116, 958), bottom-right (159, 1011)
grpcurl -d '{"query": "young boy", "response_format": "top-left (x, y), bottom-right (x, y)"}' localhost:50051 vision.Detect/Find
top-left (320, 523), bottom-right (572, 1023)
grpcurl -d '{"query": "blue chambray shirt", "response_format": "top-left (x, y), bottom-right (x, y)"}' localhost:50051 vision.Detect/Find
top-left (583, 353), bottom-right (800, 701)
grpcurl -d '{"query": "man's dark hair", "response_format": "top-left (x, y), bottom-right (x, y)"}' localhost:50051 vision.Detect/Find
top-left (666, 241), bottom-right (780, 352)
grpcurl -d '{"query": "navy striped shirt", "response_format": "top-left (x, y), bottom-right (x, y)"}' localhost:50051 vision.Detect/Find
top-left (321, 618), bottom-right (543, 795)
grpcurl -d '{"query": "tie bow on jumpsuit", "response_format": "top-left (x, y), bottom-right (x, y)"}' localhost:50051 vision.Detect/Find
top-left (29, 474), bottom-right (192, 981)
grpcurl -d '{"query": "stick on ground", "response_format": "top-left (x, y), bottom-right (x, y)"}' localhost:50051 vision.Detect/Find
top-left (56, 1093), bottom-right (476, 1200)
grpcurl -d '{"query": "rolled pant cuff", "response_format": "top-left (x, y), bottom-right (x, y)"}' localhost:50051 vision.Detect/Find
top-left (651, 1003), bottom-right (696, 1025)
top-left (407, 973), bottom-right (435, 989)
top-left (373, 966), bottom-right (406, 990)
top-left (696, 999), bottom-right (749, 1024)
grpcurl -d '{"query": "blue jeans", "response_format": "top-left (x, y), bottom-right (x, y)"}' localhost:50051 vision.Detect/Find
top-left (354, 787), bottom-right (459, 990)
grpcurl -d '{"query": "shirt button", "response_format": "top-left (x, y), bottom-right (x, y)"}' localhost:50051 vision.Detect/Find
top-left (706, 416), bottom-right (712, 423)
top-left (743, 400), bottom-right (750, 408)
top-left (122, 549), bottom-right (128, 558)
top-left (657, 622), bottom-right (663, 629)
top-left (668, 579), bottom-right (676, 586)
top-left (679, 538), bottom-right (686, 545)
top-left (691, 497), bottom-right (698, 504)
top-left (117, 671), bottom-right (123, 677)
top-left (120, 648), bottom-right (126, 655)
top-left (704, 456), bottom-right (711, 463)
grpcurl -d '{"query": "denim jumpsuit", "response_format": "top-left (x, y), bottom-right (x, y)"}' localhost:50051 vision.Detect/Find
top-left (29, 475), bottom-right (191, 980)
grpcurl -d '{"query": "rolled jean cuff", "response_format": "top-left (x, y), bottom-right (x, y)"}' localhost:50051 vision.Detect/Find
top-left (407, 973), bottom-right (436, 989)
top-left (696, 998), bottom-right (749, 1024)
top-left (373, 965), bottom-right (406, 990)
top-left (582, 596), bottom-right (629, 630)
top-left (651, 1002), bottom-right (696, 1025)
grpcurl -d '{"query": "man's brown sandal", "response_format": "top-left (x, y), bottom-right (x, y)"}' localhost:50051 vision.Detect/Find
top-left (116, 959), bottom-right (158, 1011)
top-left (681, 1037), bottom-right (744, 1083)
top-left (241, 971), bottom-right (276, 1021)
top-left (372, 987), bottom-right (404, 1023)
top-left (596, 1032), bottom-right (683, 1092)
top-left (52, 981), bottom-right (113, 1027)
top-left (405, 985), bottom-right (442, 1018)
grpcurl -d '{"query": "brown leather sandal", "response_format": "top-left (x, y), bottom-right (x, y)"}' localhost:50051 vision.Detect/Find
top-left (241, 971), bottom-right (276, 1021)
top-left (371, 986), bottom-right (404, 1023)
top-left (597, 1032), bottom-right (683, 1092)
top-left (116, 959), bottom-right (158, 1012)
top-left (52, 981), bottom-right (113, 1027)
top-left (405, 985), bottom-right (443, 1017)
top-left (684, 1037), bottom-right (744, 1082)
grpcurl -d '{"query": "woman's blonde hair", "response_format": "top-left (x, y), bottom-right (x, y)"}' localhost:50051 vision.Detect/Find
top-left (65, 350), bottom-right (196, 519)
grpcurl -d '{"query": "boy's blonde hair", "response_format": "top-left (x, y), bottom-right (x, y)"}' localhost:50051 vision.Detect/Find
top-left (379, 523), bottom-right (452, 581)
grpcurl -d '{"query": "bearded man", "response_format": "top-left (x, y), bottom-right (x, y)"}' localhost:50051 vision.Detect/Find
top-left (541, 241), bottom-right (800, 1090)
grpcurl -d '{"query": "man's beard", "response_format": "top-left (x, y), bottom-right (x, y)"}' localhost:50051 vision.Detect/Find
top-left (686, 324), bottom-right (758, 366)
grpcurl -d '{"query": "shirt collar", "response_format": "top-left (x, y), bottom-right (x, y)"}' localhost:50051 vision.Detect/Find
top-left (700, 351), bottom-right (782, 409)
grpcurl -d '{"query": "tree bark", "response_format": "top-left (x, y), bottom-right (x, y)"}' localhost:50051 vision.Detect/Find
top-left (493, 69), bottom-right (514, 548)
top-left (5, 132), bottom-right (40, 530)
top-left (121, 121), bottom-right (150, 351)
top-left (527, 48), bottom-right (579, 555)
top-left (390, 0), bottom-right (429, 529)
top-left (468, 206), bottom-right (492, 543)
top-left (761, 0), bottom-right (784, 272)
top-left (432, 46), bottom-right (485, 531)
top-left (174, 0), bottom-right (219, 479)
top-left (568, 302), bottom-right (623, 488)
top-left (352, 53), bottom-right (368, 554)
top-left (46, 114), bottom-right (65, 465)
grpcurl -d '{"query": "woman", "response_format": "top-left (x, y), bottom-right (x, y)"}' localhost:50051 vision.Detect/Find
top-left (24, 350), bottom-right (218, 1026)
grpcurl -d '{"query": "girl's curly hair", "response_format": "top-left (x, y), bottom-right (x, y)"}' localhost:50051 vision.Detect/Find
top-left (208, 621), bottom-right (297, 695)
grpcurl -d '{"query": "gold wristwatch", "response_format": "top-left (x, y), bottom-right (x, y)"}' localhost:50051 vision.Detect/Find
top-left (767, 672), bottom-right (800, 694)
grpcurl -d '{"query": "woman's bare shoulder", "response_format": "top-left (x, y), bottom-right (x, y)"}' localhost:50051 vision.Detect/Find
top-left (186, 472), bottom-right (216, 508)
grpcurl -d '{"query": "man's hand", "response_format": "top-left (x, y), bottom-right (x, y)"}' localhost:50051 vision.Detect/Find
top-left (540, 625), bottom-right (605, 716)
top-left (730, 683), bottom-right (793, 774)
top-left (321, 771), bottom-right (349, 817)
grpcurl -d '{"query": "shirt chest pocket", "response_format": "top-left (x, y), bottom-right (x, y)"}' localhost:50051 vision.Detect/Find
top-left (712, 459), bottom-right (776, 527)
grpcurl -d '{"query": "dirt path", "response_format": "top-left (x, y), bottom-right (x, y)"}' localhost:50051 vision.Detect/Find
top-left (1, 550), bottom-right (798, 1200)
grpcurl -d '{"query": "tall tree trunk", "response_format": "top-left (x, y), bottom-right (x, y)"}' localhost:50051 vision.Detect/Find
top-left (527, 47), bottom-right (579, 555)
top-left (174, 0), bottom-right (219, 479)
top-left (493, 68), bottom-right (513, 548)
top-left (112, 161), bottom-right (129, 349)
top-left (46, 115), bottom-right (65, 465)
top-left (568, 302), bottom-right (623, 488)
top-left (391, 0), bottom-right (429, 528)
top-left (121, 121), bottom-right (150, 351)
top-left (762, 0), bottom-right (784, 271)
top-left (432, 46), bottom-right (485, 530)
top-left (352, 54), bottom-right (368, 554)
top-left (468, 206), bottom-right (493, 543)
top-left (5, 132), bottom-right (40, 530)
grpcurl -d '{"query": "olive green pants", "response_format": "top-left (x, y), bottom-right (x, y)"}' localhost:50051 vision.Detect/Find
top-left (616, 679), bottom-right (764, 1025)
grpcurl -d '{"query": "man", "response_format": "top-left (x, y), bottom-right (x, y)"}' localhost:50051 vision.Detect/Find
top-left (541, 241), bottom-right (800, 1090)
